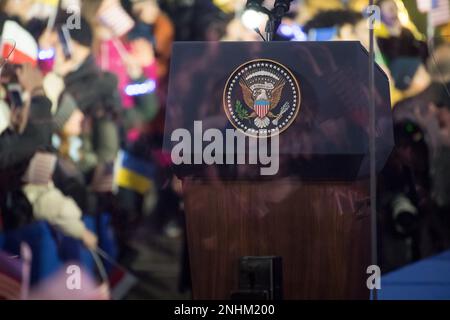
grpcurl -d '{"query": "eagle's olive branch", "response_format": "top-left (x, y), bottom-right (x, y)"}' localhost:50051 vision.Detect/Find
top-left (234, 100), bottom-right (250, 120)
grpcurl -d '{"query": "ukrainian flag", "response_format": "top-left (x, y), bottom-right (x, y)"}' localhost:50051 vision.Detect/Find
top-left (114, 150), bottom-right (156, 194)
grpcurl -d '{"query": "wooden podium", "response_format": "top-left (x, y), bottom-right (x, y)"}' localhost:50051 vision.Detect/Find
top-left (164, 42), bottom-right (393, 299)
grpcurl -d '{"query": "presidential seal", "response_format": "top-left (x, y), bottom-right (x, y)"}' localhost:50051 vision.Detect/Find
top-left (223, 59), bottom-right (301, 137)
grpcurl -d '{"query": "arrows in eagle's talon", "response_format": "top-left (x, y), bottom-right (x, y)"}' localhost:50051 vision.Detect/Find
top-left (272, 102), bottom-right (290, 125)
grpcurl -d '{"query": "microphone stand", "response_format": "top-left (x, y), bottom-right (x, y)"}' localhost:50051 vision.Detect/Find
top-left (265, 18), bottom-right (276, 42)
top-left (252, 0), bottom-right (291, 42)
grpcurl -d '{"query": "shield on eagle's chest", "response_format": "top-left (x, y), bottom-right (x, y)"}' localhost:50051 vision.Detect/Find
top-left (254, 100), bottom-right (270, 118)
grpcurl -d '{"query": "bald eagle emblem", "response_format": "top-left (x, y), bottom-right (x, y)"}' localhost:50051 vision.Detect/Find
top-left (240, 74), bottom-right (285, 128)
top-left (224, 60), bottom-right (301, 137)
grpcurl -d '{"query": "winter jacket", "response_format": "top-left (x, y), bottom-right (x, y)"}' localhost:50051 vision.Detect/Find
top-left (23, 182), bottom-right (86, 239)
top-left (61, 55), bottom-right (122, 173)
top-left (0, 95), bottom-right (53, 229)
top-left (0, 95), bottom-right (53, 187)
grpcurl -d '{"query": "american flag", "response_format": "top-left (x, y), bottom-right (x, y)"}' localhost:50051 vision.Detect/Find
top-left (431, 0), bottom-right (450, 26)
top-left (22, 152), bottom-right (57, 185)
top-left (417, 0), bottom-right (450, 26)
top-left (97, 0), bottom-right (135, 37)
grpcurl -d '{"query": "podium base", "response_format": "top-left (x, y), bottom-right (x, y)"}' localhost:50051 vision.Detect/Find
top-left (183, 179), bottom-right (371, 300)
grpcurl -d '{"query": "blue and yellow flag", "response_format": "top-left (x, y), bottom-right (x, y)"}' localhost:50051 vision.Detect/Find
top-left (114, 150), bottom-right (156, 195)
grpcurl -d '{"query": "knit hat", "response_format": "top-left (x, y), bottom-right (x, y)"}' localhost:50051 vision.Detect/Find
top-left (53, 92), bottom-right (79, 131)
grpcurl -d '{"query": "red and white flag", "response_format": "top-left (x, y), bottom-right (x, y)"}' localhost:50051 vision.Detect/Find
top-left (1, 20), bottom-right (38, 66)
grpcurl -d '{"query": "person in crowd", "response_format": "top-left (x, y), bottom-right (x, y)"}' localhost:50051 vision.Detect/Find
top-left (375, 0), bottom-right (428, 64)
top-left (0, 44), bottom-right (97, 249)
top-left (303, 9), bottom-right (404, 104)
top-left (120, 1), bottom-right (187, 273)
top-left (392, 45), bottom-right (449, 149)
top-left (77, 1), bottom-right (163, 253)
top-left (0, 0), bottom-right (49, 40)
top-left (0, 62), bottom-right (54, 230)
top-left (396, 43), bottom-right (450, 217)
top-left (0, 0), bottom-right (35, 26)
top-left (159, 0), bottom-right (226, 41)
top-left (378, 42), bottom-right (450, 271)
top-left (49, 16), bottom-right (121, 220)
top-left (0, 9), bottom-right (45, 169)
top-left (82, 0), bottom-right (160, 140)
top-left (303, 9), bottom-right (371, 49)
top-left (390, 57), bottom-right (432, 100)
top-left (127, 0), bottom-right (175, 80)
top-left (126, 0), bottom-right (174, 138)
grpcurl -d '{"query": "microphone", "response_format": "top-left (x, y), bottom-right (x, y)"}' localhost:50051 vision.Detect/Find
top-left (273, 0), bottom-right (294, 19)
top-left (245, 0), bottom-right (264, 11)
top-left (268, 0), bottom-right (294, 40)
top-left (244, 0), bottom-right (294, 41)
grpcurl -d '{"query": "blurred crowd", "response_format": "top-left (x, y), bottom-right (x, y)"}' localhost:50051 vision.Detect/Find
top-left (0, 0), bottom-right (449, 298)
